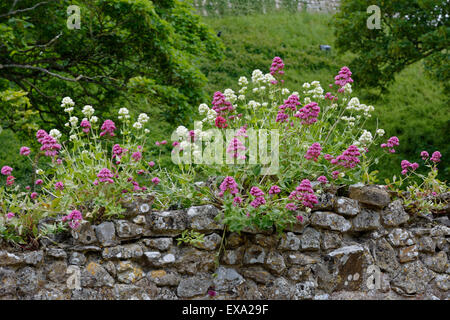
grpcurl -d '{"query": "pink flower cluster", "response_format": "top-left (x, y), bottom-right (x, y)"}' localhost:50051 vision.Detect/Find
top-left (212, 91), bottom-right (233, 115)
top-left (294, 102), bottom-right (320, 125)
top-left (80, 119), bottom-right (91, 133)
top-left (1, 166), bottom-right (12, 176)
top-left (62, 209), bottom-right (83, 230)
top-left (36, 130), bottom-right (61, 157)
top-left (100, 120), bottom-right (116, 137)
top-left (317, 176), bottom-right (328, 184)
top-left (249, 187), bottom-right (266, 208)
top-left (401, 160), bottom-right (419, 175)
top-left (279, 94), bottom-right (301, 112)
top-left (430, 151), bottom-right (441, 163)
top-left (269, 185), bottom-right (281, 195)
top-left (97, 168), bottom-right (114, 183)
top-left (132, 151), bottom-right (142, 162)
top-left (270, 56), bottom-right (285, 76)
top-left (215, 116), bottom-right (228, 129)
top-left (20, 147), bottom-right (31, 156)
top-left (331, 145), bottom-right (361, 169)
top-left (288, 179), bottom-right (318, 209)
top-left (276, 110), bottom-right (289, 123)
top-left (334, 66), bottom-right (353, 93)
top-left (55, 181), bottom-right (64, 191)
top-left (381, 136), bottom-right (399, 153)
top-left (305, 143), bottom-right (322, 162)
top-left (219, 176), bottom-right (239, 197)
top-left (227, 138), bottom-right (246, 160)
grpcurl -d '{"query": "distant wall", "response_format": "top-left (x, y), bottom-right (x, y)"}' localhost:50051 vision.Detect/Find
top-left (0, 185), bottom-right (449, 300)
top-left (192, 0), bottom-right (341, 16)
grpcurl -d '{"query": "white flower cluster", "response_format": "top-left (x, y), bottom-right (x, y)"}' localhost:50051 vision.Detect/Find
top-left (358, 130), bottom-right (373, 145)
top-left (118, 108), bottom-right (130, 120)
top-left (198, 103), bottom-right (209, 115)
top-left (376, 129), bottom-right (385, 137)
top-left (82, 105), bottom-right (95, 117)
top-left (61, 97), bottom-right (75, 113)
top-left (238, 76), bottom-right (248, 87)
top-left (132, 113), bottom-right (149, 130)
top-left (346, 97), bottom-right (374, 117)
top-left (282, 88), bottom-right (290, 95)
top-left (341, 115), bottom-right (356, 126)
top-left (251, 70), bottom-right (275, 86)
top-left (69, 116), bottom-right (78, 127)
top-left (197, 104), bottom-right (217, 123)
top-left (302, 81), bottom-right (324, 99)
top-left (49, 129), bottom-right (62, 140)
top-left (224, 89), bottom-right (237, 104)
top-left (248, 100), bottom-right (261, 110)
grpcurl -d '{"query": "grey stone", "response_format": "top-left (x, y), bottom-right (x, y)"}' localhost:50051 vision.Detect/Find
top-left (287, 253), bottom-right (318, 266)
top-left (177, 276), bottom-right (212, 298)
top-left (187, 205), bottom-right (224, 231)
top-left (242, 267), bottom-right (273, 284)
top-left (71, 221), bottom-right (97, 245)
top-left (387, 228), bottom-right (414, 247)
top-left (391, 260), bottom-right (435, 295)
top-left (421, 252), bottom-right (448, 273)
top-left (225, 232), bottom-right (245, 249)
top-left (46, 248), bottom-right (67, 259)
top-left (265, 277), bottom-right (295, 299)
top-left (398, 245), bottom-right (419, 263)
top-left (335, 197), bottom-right (360, 216)
top-left (69, 252), bottom-right (86, 266)
top-left (381, 200), bottom-right (409, 226)
top-left (430, 225), bottom-right (450, 237)
top-left (46, 261), bottom-right (68, 283)
top-left (95, 222), bottom-right (119, 247)
top-left (372, 238), bottom-right (400, 274)
top-left (348, 184), bottom-right (390, 208)
top-left (114, 220), bottom-right (143, 239)
top-left (213, 267), bottom-right (245, 292)
top-left (321, 231), bottom-right (342, 250)
top-left (313, 263), bottom-right (337, 293)
top-left (120, 195), bottom-right (154, 218)
top-left (0, 251), bottom-right (23, 266)
top-left (221, 247), bottom-right (245, 265)
top-left (300, 227), bottom-right (321, 251)
top-left (193, 233), bottom-right (221, 250)
top-left (310, 211), bottom-right (352, 232)
top-left (176, 248), bottom-right (216, 275)
top-left (417, 236), bottom-right (436, 253)
top-left (352, 208), bottom-right (381, 231)
top-left (102, 244), bottom-right (143, 260)
top-left (116, 261), bottom-right (144, 284)
top-left (434, 274), bottom-right (449, 291)
top-left (313, 192), bottom-right (335, 211)
top-left (146, 210), bottom-right (187, 235)
top-left (278, 232), bottom-right (301, 251)
top-left (81, 262), bottom-right (115, 288)
top-left (287, 266), bottom-right (313, 281)
top-left (23, 251), bottom-right (44, 266)
top-left (147, 270), bottom-right (181, 287)
top-left (142, 237), bottom-right (173, 251)
top-left (294, 281), bottom-right (316, 299)
top-left (265, 251), bottom-right (286, 275)
top-left (328, 245), bottom-right (364, 257)
top-left (17, 267), bottom-right (39, 296)
top-left (244, 245), bottom-right (266, 264)
top-left (0, 268), bottom-right (17, 296)
top-left (113, 282), bottom-right (155, 300)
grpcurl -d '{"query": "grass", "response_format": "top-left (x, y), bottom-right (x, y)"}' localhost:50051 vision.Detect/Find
top-left (198, 10), bottom-right (450, 182)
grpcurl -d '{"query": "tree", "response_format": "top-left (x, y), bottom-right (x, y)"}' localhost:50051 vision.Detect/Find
top-left (334, 0), bottom-right (449, 90)
top-left (0, 0), bottom-right (223, 135)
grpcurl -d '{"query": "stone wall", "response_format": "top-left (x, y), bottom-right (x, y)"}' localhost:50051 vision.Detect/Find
top-left (192, 0), bottom-right (341, 15)
top-left (0, 185), bottom-right (449, 300)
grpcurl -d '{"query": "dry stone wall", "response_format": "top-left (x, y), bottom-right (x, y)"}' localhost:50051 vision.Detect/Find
top-left (0, 185), bottom-right (449, 300)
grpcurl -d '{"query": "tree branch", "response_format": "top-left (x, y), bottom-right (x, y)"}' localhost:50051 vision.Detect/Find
top-left (1, 1), bottom-right (51, 19)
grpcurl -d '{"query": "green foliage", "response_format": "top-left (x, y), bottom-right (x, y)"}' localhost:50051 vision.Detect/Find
top-left (176, 229), bottom-right (205, 246)
top-left (0, 0), bottom-right (223, 131)
top-left (198, 11), bottom-right (449, 182)
top-left (334, 0), bottom-right (449, 90)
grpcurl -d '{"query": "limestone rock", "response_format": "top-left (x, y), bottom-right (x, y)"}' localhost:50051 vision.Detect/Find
top-left (69, 252), bottom-right (86, 266)
top-left (95, 222), bottom-right (119, 247)
top-left (0, 251), bottom-right (23, 266)
top-left (243, 245), bottom-right (266, 264)
top-left (349, 184), bottom-right (390, 208)
top-left (399, 245), bottom-right (419, 263)
top-left (115, 261), bottom-right (144, 284)
top-left (372, 238), bottom-right (400, 274)
top-left (142, 237), bottom-right (172, 251)
top-left (242, 267), bottom-right (273, 284)
top-left (23, 251), bottom-right (44, 266)
top-left (310, 211), bottom-right (351, 232)
top-left (177, 276), bottom-right (212, 298)
top-left (286, 253), bottom-right (318, 266)
top-left (352, 208), bottom-right (381, 231)
top-left (102, 244), bottom-right (143, 260)
top-left (147, 270), bottom-right (181, 287)
top-left (71, 221), bottom-right (97, 245)
top-left (313, 192), bottom-right (335, 211)
top-left (391, 260), bottom-right (435, 295)
top-left (300, 227), bottom-right (321, 251)
top-left (381, 200), bottom-right (409, 227)
top-left (114, 220), bottom-right (143, 239)
top-left (193, 233), bottom-right (221, 250)
top-left (265, 251), bottom-right (286, 275)
top-left (221, 247), bottom-right (245, 265)
top-left (0, 268), bottom-right (17, 296)
top-left (278, 232), bottom-right (301, 251)
top-left (417, 236), bottom-right (436, 253)
top-left (213, 267), bottom-right (245, 292)
top-left (176, 248), bottom-right (216, 275)
top-left (46, 248), bottom-right (67, 259)
top-left (387, 228), bottom-right (415, 247)
top-left (187, 205), bottom-right (223, 231)
top-left (145, 210), bottom-right (187, 235)
top-left (421, 252), bottom-right (448, 273)
top-left (335, 197), bottom-right (360, 216)
top-left (294, 281), bottom-right (316, 299)
top-left (321, 231), bottom-right (342, 250)
top-left (81, 262), bottom-right (115, 288)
